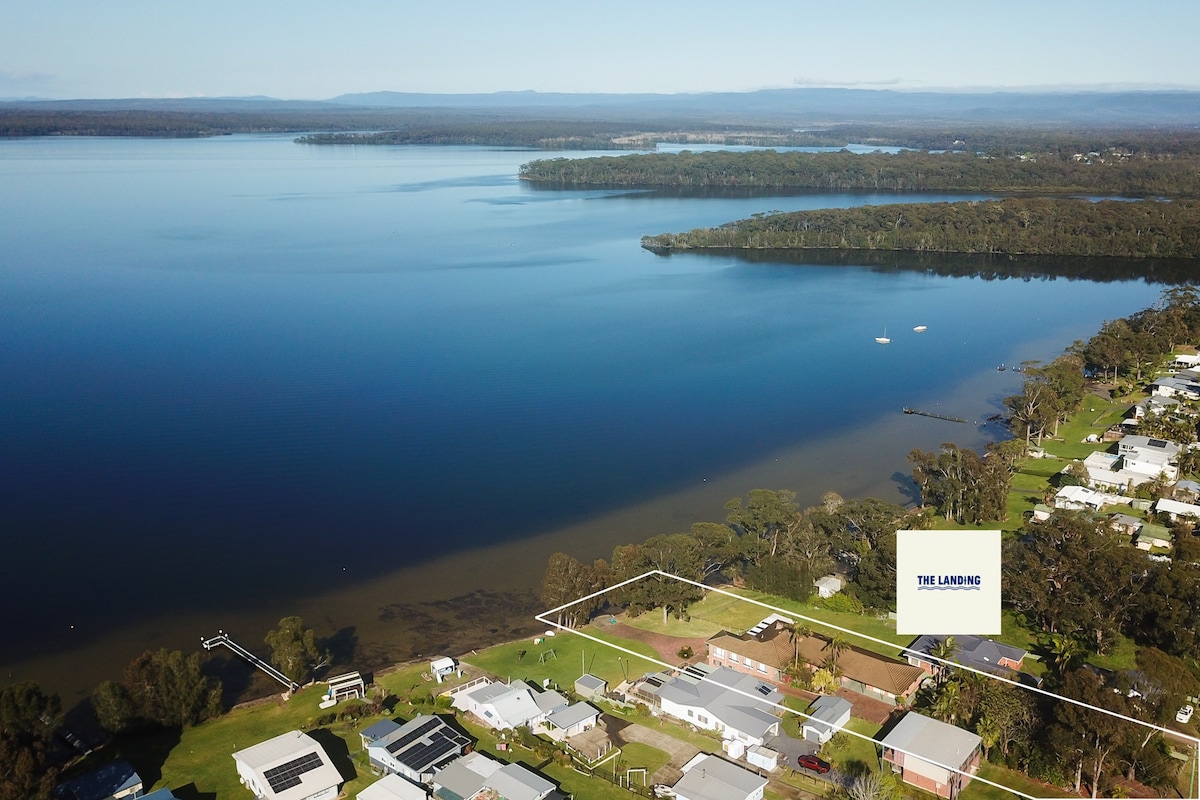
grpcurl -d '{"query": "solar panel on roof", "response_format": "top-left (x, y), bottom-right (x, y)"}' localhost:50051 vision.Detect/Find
top-left (263, 751), bottom-right (323, 793)
top-left (400, 737), bottom-right (458, 769)
top-left (385, 717), bottom-right (442, 754)
top-left (756, 684), bottom-right (771, 695)
top-left (1150, 438), bottom-right (1169, 448)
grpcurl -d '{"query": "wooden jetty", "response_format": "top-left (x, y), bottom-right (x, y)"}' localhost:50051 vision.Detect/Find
top-left (903, 407), bottom-right (969, 424)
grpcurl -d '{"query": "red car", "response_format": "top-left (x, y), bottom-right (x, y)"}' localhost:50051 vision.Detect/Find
top-left (797, 754), bottom-right (831, 774)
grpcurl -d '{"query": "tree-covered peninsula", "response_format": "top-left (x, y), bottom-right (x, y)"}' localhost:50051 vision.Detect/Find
top-left (520, 149), bottom-right (1200, 196)
top-left (640, 197), bottom-right (1200, 259)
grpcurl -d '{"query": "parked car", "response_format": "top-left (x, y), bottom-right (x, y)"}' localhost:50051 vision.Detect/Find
top-left (797, 754), bottom-right (831, 774)
top-left (1177, 704), bottom-right (1194, 723)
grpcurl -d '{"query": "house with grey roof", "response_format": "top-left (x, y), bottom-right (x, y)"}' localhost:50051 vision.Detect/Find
top-left (801, 695), bottom-right (851, 744)
top-left (55, 761), bottom-right (144, 800)
top-left (543, 701), bottom-right (599, 741)
top-left (360, 719), bottom-right (402, 750)
top-left (671, 753), bottom-right (766, 800)
top-left (431, 751), bottom-right (560, 800)
top-left (904, 635), bottom-right (1026, 677)
top-left (880, 712), bottom-right (981, 799)
top-left (574, 673), bottom-right (607, 699)
top-left (640, 663), bottom-right (782, 746)
top-left (366, 714), bottom-right (472, 785)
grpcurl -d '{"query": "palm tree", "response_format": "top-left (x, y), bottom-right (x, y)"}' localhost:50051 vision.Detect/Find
top-left (827, 633), bottom-right (850, 664)
top-left (1047, 632), bottom-right (1084, 679)
top-left (928, 636), bottom-right (958, 686)
top-left (933, 680), bottom-right (961, 725)
top-left (786, 622), bottom-right (811, 672)
top-left (976, 714), bottom-right (1001, 761)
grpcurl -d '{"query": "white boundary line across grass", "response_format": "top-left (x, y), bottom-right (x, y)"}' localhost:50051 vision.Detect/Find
top-left (536, 569), bottom-right (1200, 800)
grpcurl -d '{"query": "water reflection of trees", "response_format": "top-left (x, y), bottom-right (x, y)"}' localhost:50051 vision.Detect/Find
top-left (678, 248), bottom-right (1200, 285)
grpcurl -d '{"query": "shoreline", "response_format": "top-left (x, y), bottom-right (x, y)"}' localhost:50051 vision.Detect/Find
top-left (2, 364), bottom-right (1016, 707)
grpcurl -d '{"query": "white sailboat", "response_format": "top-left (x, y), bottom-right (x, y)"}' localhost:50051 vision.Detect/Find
top-left (913, 325), bottom-right (927, 333)
top-left (875, 328), bottom-right (891, 344)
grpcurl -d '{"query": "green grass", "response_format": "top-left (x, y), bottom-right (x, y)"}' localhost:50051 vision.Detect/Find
top-left (960, 761), bottom-right (1074, 799)
top-left (615, 741), bottom-right (670, 777)
top-left (621, 587), bottom-right (914, 660)
top-left (129, 685), bottom-right (378, 799)
top-left (462, 628), bottom-right (660, 689)
top-left (824, 718), bottom-right (884, 776)
top-left (1086, 632), bottom-right (1138, 672)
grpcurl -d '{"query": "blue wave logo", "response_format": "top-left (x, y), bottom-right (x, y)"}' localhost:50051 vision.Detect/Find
top-left (917, 585), bottom-right (981, 591)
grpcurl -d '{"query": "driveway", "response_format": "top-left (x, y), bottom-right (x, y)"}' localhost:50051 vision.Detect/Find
top-left (767, 733), bottom-right (854, 791)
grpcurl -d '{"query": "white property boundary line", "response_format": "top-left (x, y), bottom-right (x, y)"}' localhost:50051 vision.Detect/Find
top-left (535, 569), bottom-right (1200, 800)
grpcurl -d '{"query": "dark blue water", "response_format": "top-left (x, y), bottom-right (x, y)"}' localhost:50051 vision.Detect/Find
top-left (0, 136), bottom-right (1166, 680)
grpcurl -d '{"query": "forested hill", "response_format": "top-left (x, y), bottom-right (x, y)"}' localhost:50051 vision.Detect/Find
top-left (520, 150), bottom-right (1200, 197)
top-left (641, 197), bottom-right (1200, 260)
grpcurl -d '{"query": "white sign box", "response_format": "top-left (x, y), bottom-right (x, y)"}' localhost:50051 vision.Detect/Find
top-left (895, 529), bottom-right (1001, 635)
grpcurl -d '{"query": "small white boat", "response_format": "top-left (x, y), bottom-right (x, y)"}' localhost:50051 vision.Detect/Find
top-left (913, 325), bottom-right (927, 333)
top-left (875, 329), bottom-right (891, 344)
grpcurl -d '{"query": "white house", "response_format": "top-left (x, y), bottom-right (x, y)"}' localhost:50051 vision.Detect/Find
top-left (430, 752), bottom-right (555, 800)
top-left (366, 714), bottom-right (472, 784)
top-left (543, 702), bottom-right (599, 741)
top-left (1053, 484), bottom-right (1111, 511)
top-left (814, 575), bottom-right (844, 598)
top-left (646, 663), bottom-right (782, 747)
top-left (801, 695), bottom-right (851, 744)
top-left (672, 754), bottom-right (766, 800)
top-left (449, 679), bottom-right (565, 732)
top-left (357, 773), bottom-right (427, 800)
top-left (1154, 497), bottom-right (1200, 521)
top-left (233, 730), bottom-right (342, 800)
top-left (1150, 376), bottom-right (1200, 400)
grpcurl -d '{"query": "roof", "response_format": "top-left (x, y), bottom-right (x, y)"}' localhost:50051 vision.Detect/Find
top-left (433, 752), bottom-right (552, 800)
top-left (463, 680), bottom-right (546, 729)
top-left (806, 695), bottom-right (852, 727)
top-left (672, 754), bottom-right (767, 800)
top-left (361, 718), bottom-right (402, 742)
top-left (1155, 498), bottom-right (1200, 517)
top-left (905, 635), bottom-right (1026, 675)
top-left (654, 664), bottom-right (781, 739)
top-left (575, 674), bottom-right (606, 692)
top-left (369, 713), bottom-right (471, 775)
top-left (546, 702), bottom-right (598, 730)
top-left (232, 730), bottom-right (342, 800)
top-left (880, 712), bottom-right (982, 771)
top-left (358, 774), bottom-right (428, 800)
top-left (142, 790), bottom-right (180, 800)
top-left (711, 625), bottom-right (924, 697)
top-left (56, 760), bottom-right (142, 800)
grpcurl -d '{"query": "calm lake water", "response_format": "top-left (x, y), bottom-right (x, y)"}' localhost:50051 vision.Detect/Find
top-left (0, 136), bottom-right (1168, 701)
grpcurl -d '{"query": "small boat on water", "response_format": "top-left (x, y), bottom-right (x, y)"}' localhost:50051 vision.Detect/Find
top-left (875, 329), bottom-right (891, 344)
top-left (913, 325), bottom-right (927, 332)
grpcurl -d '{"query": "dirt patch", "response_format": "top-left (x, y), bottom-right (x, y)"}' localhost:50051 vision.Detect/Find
top-left (598, 619), bottom-right (709, 669)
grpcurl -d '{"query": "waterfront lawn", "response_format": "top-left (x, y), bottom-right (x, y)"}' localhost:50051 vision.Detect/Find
top-left (463, 629), bottom-right (660, 690)
top-left (621, 588), bottom-right (912, 660)
top-left (135, 685), bottom-right (377, 799)
top-left (1039, 397), bottom-right (1125, 460)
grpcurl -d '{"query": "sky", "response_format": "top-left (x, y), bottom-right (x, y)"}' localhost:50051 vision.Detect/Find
top-left (3, 0), bottom-right (1199, 100)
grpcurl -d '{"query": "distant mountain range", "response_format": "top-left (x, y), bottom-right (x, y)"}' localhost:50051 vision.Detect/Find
top-left (5, 88), bottom-right (1200, 125)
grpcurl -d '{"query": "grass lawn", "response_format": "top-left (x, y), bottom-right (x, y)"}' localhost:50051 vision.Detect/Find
top-left (126, 685), bottom-right (378, 799)
top-left (621, 587), bottom-right (913, 660)
top-left (615, 740), bottom-right (671, 777)
top-left (1085, 632), bottom-right (1138, 672)
top-left (960, 762), bottom-right (1073, 799)
top-left (823, 718), bottom-right (883, 776)
top-left (463, 628), bottom-right (660, 690)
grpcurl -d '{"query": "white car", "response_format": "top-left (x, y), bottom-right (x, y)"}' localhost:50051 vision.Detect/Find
top-left (1177, 705), bottom-right (1194, 723)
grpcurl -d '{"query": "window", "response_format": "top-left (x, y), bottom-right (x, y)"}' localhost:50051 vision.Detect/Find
top-left (757, 662), bottom-right (768, 674)
top-left (728, 653), bottom-right (739, 663)
top-left (711, 646), bottom-right (725, 659)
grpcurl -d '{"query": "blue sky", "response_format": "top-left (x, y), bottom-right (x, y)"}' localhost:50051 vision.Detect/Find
top-left (3, 0), bottom-right (1198, 99)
